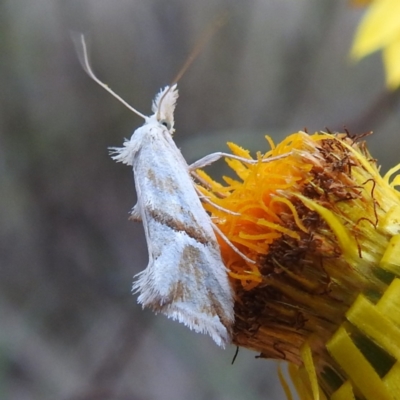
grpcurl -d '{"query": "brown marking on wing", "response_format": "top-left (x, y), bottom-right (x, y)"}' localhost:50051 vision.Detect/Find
top-left (174, 245), bottom-right (232, 326)
top-left (207, 291), bottom-right (233, 329)
top-left (147, 244), bottom-right (232, 329)
top-left (146, 169), bottom-right (177, 194)
top-left (148, 209), bottom-right (217, 247)
top-left (176, 246), bottom-right (216, 315)
top-left (144, 247), bottom-right (202, 312)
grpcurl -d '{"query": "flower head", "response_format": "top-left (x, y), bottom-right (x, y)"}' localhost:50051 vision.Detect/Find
top-left (198, 131), bottom-right (400, 399)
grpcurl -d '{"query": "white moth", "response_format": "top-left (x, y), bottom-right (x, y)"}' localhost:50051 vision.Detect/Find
top-left (112, 85), bottom-right (235, 347)
top-left (74, 34), bottom-right (289, 347)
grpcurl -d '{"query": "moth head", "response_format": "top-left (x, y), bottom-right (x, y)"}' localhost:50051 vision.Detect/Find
top-left (152, 84), bottom-right (179, 133)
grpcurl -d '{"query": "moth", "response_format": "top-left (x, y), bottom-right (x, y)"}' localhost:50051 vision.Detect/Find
top-left (113, 84), bottom-right (236, 347)
top-left (74, 34), bottom-right (289, 347)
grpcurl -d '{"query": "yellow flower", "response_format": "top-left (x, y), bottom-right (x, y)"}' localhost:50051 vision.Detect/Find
top-left (351, 0), bottom-right (400, 89)
top-left (198, 132), bottom-right (400, 399)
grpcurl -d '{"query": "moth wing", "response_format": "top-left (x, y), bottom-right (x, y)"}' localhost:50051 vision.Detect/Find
top-left (132, 131), bottom-right (234, 346)
top-left (133, 218), bottom-right (233, 347)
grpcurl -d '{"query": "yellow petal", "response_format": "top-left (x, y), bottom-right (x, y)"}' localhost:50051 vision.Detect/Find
top-left (346, 294), bottom-right (400, 361)
top-left (327, 326), bottom-right (393, 400)
top-left (295, 194), bottom-right (359, 262)
top-left (379, 235), bottom-right (400, 275)
top-left (351, 0), bottom-right (400, 59)
top-left (383, 36), bottom-right (400, 89)
top-left (278, 365), bottom-right (295, 400)
top-left (331, 381), bottom-right (355, 400)
top-left (300, 343), bottom-right (320, 400)
top-left (383, 362), bottom-right (400, 397)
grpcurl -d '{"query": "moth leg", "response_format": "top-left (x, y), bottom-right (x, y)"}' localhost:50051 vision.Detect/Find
top-left (128, 203), bottom-right (142, 222)
top-left (211, 222), bottom-right (256, 265)
top-left (194, 186), bottom-right (240, 216)
top-left (189, 151), bottom-right (291, 170)
top-left (190, 170), bottom-right (215, 192)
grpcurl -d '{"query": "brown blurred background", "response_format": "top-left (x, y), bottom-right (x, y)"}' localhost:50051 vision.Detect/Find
top-left (1, 0), bottom-right (400, 399)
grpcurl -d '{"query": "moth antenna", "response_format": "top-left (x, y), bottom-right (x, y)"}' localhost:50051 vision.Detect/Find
top-left (156, 12), bottom-right (229, 120)
top-left (72, 32), bottom-right (148, 121)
